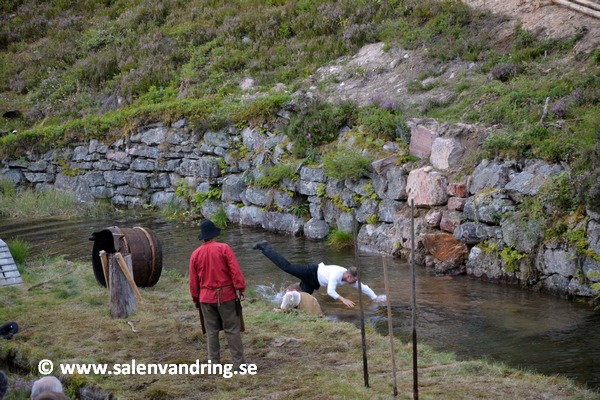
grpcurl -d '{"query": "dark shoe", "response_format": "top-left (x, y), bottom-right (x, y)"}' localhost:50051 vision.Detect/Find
top-left (252, 241), bottom-right (268, 250)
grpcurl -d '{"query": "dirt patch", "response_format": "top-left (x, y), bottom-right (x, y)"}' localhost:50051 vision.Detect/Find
top-left (312, 42), bottom-right (477, 111)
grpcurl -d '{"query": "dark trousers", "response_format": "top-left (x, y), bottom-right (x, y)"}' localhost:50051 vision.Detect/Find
top-left (260, 244), bottom-right (320, 293)
top-left (200, 300), bottom-right (245, 368)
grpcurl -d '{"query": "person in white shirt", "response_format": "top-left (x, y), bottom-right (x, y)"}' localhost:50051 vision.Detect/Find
top-left (253, 241), bottom-right (384, 308)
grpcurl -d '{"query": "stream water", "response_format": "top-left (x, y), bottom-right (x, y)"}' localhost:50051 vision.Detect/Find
top-left (1, 212), bottom-right (599, 390)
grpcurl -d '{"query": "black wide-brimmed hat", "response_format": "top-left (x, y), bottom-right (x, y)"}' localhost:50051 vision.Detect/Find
top-left (197, 219), bottom-right (221, 241)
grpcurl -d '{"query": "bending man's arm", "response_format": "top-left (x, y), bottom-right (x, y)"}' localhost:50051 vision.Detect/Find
top-left (350, 282), bottom-right (378, 300)
top-left (327, 279), bottom-right (359, 308)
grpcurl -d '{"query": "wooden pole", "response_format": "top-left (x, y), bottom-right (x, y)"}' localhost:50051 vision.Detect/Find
top-left (114, 252), bottom-right (142, 301)
top-left (353, 212), bottom-right (369, 388)
top-left (99, 250), bottom-right (110, 289)
top-left (382, 256), bottom-right (398, 397)
top-left (551, 0), bottom-right (600, 18)
top-left (109, 252), bottom-right (138, 319)
top-left (27, 268), bottom-right (76, 291)
top-left (570, 0), bottom-right (600, 12)
top-left (410, 199), bottom-right (419, 400)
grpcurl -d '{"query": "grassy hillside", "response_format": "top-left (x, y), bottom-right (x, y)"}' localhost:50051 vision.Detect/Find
top-left (0, 0), bottom-right (599, 204)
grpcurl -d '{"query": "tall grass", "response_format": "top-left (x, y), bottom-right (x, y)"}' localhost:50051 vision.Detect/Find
top-left (327, 228), bottom-right (354, 250)
top-left (0, 180), bottom-right (94, 219)
top-left (6, 238), bottom-right (30, 265)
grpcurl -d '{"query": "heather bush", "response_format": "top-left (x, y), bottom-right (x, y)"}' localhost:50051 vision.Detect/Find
top-left (357, 106), bottom-right (409, 143)
top-left (286, 100), bottom-right (354, 158)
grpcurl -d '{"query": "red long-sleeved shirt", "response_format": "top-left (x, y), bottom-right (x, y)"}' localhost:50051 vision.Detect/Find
top-left (189, 240), bottom-right (246, 304)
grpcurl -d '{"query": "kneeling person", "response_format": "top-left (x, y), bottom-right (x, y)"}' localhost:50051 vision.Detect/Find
top-left (280, 290), bottom-right (323, 316)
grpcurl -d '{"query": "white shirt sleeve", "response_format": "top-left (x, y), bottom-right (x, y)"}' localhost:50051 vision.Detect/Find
top-left (350, 282), bottom-right (378, 300)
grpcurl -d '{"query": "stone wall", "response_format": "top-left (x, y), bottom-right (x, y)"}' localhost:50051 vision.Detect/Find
top-left (1, 118), bottom-right (598, 300)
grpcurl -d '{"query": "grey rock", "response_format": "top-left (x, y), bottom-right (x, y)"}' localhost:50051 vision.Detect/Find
top-left (378, 199), bottom-right (403, 223)
top-left (261, 211), bottom-right (305, 236)
top-left (83, 171), bottom-right (105, 187)
top-left (300, 166), bottom-right (326, 183)
top-left (304, 218), bottom-right (330, 240)
top-left (355, 198), bottom-right (379, 223)
top-left (536, 241), bottom-right (578, 278)
top-left (469, 159), bottom-right (515, 195)
top-left (221, 175), bottom-right (247, 202)
top-left (463, 189), bottom-right (515, 225)
top-left (104, 171), bottom-right (128, 186)
top-left (244, 186), bottom-right (273, 207)
top-left (131, 158), bottom-right (156, 172)
top-left (505, 159), bottom-right (564, 197)
top-left (239, 205), bottom-right (265, 227)
top-left (541, 274), bottom-right (571, 296)
top-left (501, 212), bottom-right (544, 253)
top-left (454, 222), bottom-right (500, 244)
top-left (203, 130), bottom-right (230, 149)
top-left (141, 126), bottom-right (168, 145)
top-left (466, 246), bottom-right (503, 280)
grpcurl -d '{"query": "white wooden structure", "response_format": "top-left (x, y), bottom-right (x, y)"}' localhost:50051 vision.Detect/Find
top-left (0, 239), bottom-right (23, 287)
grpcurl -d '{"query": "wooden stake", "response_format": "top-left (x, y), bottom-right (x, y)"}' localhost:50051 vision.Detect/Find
top-left (551, 0), bottom-right (600, 18)
top-left (114, 252), bottom-right (142, 301)
top-left (410, 199), bottom-right (419, 400)
top-left (99, 250), bottom-right (110, 289)
top-left (27, 268), bottom-right (76, 291)
top-left (383, 256), bottom-right (398, 397)
top-left (109, 252), bottom-right (139, 319)
top-left (353, 212), bottom-right (369, 388)
top-left (570, 0), bottom-right (600, 11)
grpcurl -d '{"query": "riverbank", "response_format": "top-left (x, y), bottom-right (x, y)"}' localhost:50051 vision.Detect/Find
top-left (0, 256), bottom-right (597, 399)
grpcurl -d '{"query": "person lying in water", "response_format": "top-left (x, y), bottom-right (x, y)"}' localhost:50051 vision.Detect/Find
top-left (253, 241), bottom-right (386, 308)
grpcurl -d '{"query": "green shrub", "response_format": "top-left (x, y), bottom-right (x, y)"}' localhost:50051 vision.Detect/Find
top-left (357, 106), bottom-right (409, 142)
top-left (286, 100), bottom-right (354, 158)
top-left (0, 179), bottom-right (17, 197)
top-left (194, 188), bottom-right (222, 211)
top-left (255, 162), bottom-right (299, 189)
top-left (211, 208), bottom-right (229, 228)
top-left (500, 247), bottom-right (526, 274)
top-left (289, 203), bottom-right (309, 218)
top-left (323, 149), bottom-right (373, 181)
top-left (366, 214), bottom-right (378, 225)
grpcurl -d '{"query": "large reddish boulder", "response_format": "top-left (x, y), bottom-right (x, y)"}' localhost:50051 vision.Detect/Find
top-left (422, 232), bottom-right (468, 264)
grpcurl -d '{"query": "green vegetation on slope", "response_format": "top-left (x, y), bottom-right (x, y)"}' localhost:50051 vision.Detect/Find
top-left (0, 0), bottom-right (598, 211)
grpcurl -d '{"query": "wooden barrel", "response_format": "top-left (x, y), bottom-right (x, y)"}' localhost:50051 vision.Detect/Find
top-left (90, 226), bottom-right (162, 288)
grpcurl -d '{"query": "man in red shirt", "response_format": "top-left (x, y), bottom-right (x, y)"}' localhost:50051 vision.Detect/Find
top-left (189, 220), bottom-right (246, 368)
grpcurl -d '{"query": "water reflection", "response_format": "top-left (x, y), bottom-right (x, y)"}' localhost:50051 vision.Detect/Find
top-left (1, 213), bottom-right (599, 389)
